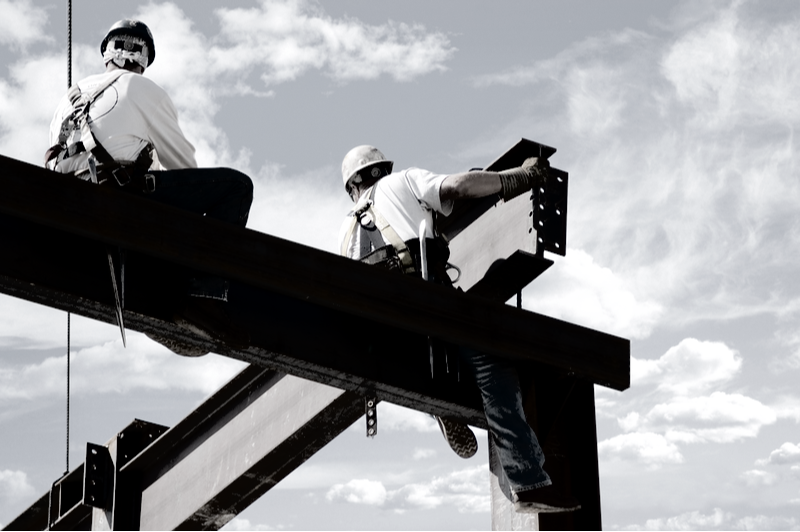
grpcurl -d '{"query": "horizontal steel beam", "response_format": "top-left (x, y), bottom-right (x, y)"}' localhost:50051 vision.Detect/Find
top-left (0, 154), bottom-right (629, 392)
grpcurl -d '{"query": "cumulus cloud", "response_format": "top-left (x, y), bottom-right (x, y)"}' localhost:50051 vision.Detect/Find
top-left (325, 466), bottom-right (488, 514)
top-left (622, 507), bottom-right (799, 531)
top-left (756, 442), bottom-right (800, 466)
top-left (740, 469), bottom-right (777, 487)
top-left (632, 338), bottom-right (741, 396)
top-left (523, 248), bottom-right (662, 339)
top-left (326, 478), bottom-right (388, 506)
top-left (598, 432), bottom-right (684, 468)
top-left (601, 338), bottom-right (775, 467)
top-left (0, 332), bottom-right (245, 404)
top-left (0, 0), bottom-right (51, 49)
top-left (0, 469), bottom-right (35, 503)
top-left (412, 448), bottom-right (436, 460)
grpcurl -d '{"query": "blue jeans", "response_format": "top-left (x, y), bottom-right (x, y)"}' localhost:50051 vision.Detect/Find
top-left (458, 346), bottom-right (551, 493)
top-left (128, 167), bottom-right (253, 300)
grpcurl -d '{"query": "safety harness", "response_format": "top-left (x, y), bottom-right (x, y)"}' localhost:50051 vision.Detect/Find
top-left (341, 184), bottom-right (454, 282)
top-left (341, 185), bottom-right (417, 275)
top-left (44, 70), bottom-right (154, 191)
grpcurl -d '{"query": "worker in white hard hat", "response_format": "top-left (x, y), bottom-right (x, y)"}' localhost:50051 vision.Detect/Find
top-left (45, 19), bottom-right (253, 350)
top-left (338, 145), bottom-right (579, 514)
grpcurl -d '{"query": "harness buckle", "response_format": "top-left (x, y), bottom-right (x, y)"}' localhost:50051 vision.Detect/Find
top-left (144, 174), bottom-right (156, 193)
top-left (112, 166), bottom-right (132, 187)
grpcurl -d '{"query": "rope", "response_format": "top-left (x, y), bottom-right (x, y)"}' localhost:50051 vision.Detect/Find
top-left (67, 0), bottom-right (72, 87)
top-left (65, 0), bottom-right (72, 476)
top-left (65, 313), bottom-right (70, 474)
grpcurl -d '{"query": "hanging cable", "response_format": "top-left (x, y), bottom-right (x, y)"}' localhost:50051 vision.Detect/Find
top-left (65, 313), bottom-right (70, 474)
top-left (64, 0), bottom-right (72, 476)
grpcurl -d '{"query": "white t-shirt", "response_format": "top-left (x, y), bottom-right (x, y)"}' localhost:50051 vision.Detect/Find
top-left (48, 70), bottom-right (197, 174)
top-left (339, 167), bottom-right (453, 259)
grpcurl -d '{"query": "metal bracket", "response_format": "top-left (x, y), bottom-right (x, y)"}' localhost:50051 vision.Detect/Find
top-left (365, 396), bottom-right (378, 438)
top-left (84, 443), bottom-right (114, 510)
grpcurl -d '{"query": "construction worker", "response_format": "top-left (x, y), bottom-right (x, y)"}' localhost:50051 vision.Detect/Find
top-left (338, 145), bottom-right (579, 514)
top-left (45, 19), bottom-right (253, 349)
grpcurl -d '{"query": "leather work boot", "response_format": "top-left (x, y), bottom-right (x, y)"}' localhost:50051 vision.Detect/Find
top-left (513, 484), bottom-right (581, 514)
top-left (436, 416), bottom-right (478, 459)
top-left (175, 297), bottom-right (250, 349)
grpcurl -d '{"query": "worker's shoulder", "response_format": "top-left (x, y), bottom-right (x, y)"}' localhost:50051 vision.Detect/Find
top-left (116, 71), bottom-right (168, 94)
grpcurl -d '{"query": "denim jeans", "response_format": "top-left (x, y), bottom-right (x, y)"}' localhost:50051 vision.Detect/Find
top-left (458, 346), bottom-right (552, 493)
top-left (126, 167), bottom-right (253, 300)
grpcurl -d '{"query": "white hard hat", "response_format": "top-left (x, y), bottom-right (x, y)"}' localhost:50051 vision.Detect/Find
top-left (341, 145), bottom-right (393, 191)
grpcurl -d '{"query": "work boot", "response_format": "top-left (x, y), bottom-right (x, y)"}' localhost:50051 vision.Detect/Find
top-left (175, 297), bottom-right (250, 349)
top-left (513, 484), bottom-right (581, 514)
top-left (435, 416), bottom-right (478, 459)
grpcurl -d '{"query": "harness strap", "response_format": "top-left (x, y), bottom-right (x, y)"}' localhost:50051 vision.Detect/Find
top-left (46, 70), bottom-right (128, 168)
top-left (341, 185), bottom-right (417, 275)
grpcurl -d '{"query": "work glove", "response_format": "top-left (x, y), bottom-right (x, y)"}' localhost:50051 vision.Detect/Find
top-left (498, 157), bottom-right (550, 201)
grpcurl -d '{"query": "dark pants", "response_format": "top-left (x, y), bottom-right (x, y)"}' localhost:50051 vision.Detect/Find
top-left (126, 167), bottom-right (253, 300)
top-left (457, 346), bottom-right (551, 493)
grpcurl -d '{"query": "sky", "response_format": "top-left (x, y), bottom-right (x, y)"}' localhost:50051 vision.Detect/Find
top-left (1, 0), bottom-right (800, 529)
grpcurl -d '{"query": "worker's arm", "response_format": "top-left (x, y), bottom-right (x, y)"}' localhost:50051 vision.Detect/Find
top-left (439, 171), bottom-right (502, 203)
top-left (439, 157), bottom-right (549, 205)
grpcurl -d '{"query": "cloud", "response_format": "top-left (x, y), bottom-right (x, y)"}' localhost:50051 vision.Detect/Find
top-left (474, 0), bottom-right (800, 331)
top-left (645, 392), bottom-right (776, 444)
top-left (598, 432), bottom-right (684, 468)
top-left (622, 507), bottom-right (800, 531)
top-left (325, 466), bottom-right (489, 514)
top-left (603, 338), bottom-right (774, 466)
top-left (326, 478), bottom-right (388, 506)
top-left (0, 332), bottom-right (246, 403)
top-left (0, 469), bottom-right (35, 503)
top-left (632, 338), bottom-right (741, 396)
top-left (412, 448), bottom-right (436, 460)
top-left (523, 248), bottom-right (663, 339)
top-left (756, 442), bottom-right (800, 466)
top-left (740, 469), bottom-right (777, 487)
top-left (0, 0), bottom-right (51, 49)
top-left (211, 0), bottom-right (454, 86)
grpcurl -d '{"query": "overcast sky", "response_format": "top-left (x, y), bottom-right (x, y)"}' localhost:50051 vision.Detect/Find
top-left (2, 0), bottom-right (800, 529)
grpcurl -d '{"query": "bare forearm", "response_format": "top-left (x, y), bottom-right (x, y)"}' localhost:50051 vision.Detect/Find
top-left (440, 171), bottom-right (502, 203)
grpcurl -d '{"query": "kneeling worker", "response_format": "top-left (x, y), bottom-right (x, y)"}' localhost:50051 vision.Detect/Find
top-left (338, 145), bottom-right (579, 514)
top-left (46, 19), bottom-right (253, 349)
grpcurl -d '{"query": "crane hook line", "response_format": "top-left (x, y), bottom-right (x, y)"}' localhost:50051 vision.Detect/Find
top-left (65, 0), bottom-right (72, 476)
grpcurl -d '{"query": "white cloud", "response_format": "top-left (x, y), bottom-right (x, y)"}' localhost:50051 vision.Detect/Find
top-left (523, 248), bottom-right (663, 339)
top-left (598, 432), bottom-right (684, 468)
top-left (0, 0), bottom-right (50, 49)
top-left (324, 466), bottom-right (489, 514)
top-left (624, 507), bottom-right (800, 531)
top-left (632, 338), bottom-right (741, 396)
top-left (211, 0), bottom-right (454, 86)
top-left (222, 517), bottom-right (276, 531)
top-left (326, 478), bottom-right (387, 506)
top-left (644, 392), bottom-right (776, 444)
top-left (475, 0), bottom-right (800, 330)
top-left (0, 469), bottom-right (35, 503)
top-left (757, 442), bottom-right (800, 466)
top-left (741, 469), bottom-right (777, 487)
top-left (412, 448), bottom-right (436, 460)
top-left (0, 332), bottom-right (245, 403)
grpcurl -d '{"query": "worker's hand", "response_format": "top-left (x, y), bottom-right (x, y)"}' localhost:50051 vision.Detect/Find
top-left (499, 157), bottom-right (550, 201)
